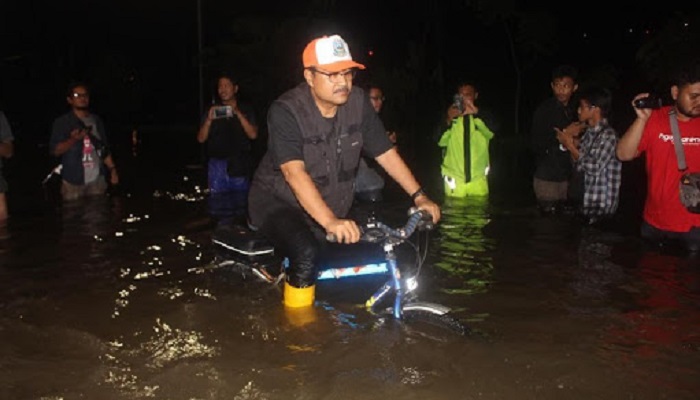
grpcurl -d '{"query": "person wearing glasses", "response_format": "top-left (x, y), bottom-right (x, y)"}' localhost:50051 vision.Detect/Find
top-left (354, 84), bottom-right (393, 202)
top-left (49, 82), bottom-right (118, 201)
top-left (368, 85), bottom-right (398, 144)
top-left (0, 110), bottom-right (14, 221)
top-left (248, 34), bottom-right (440, 309)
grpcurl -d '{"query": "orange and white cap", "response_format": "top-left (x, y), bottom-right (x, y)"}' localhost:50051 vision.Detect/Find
top-left (302, 35), bottom-right (366, 73)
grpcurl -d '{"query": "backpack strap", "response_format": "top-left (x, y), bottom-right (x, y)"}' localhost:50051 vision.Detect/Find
top-left (669, 108), bottom-right (688, 171)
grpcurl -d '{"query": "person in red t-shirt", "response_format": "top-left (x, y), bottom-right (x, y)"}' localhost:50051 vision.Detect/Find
top-left (617, 59), bottom-right (700, 253)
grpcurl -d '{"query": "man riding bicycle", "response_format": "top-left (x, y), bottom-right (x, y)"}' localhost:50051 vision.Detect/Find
top-left (247, 34), bottom-right (440, 309)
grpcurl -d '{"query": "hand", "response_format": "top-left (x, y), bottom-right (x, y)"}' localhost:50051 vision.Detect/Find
top-left (109, 167), bottom-right (119, 185)
top-left (206, 106), bottom-right (217, 122)
top-left (632, 93), bottom-right (654, 120)
top-left (564, 121), bottom-right (586, 137)
top-left (414, 196), bottom-right (441, 224)
top-left (462, 98), bottom-right (479, 115)
top-left (325, 218), bottom-right (361, 244)
top-left (446, 105), bottom-right (462, 121)
top-left (555, 129), bottom-right (575, 149)
top-left (70, 128), bottom-right (87, 141)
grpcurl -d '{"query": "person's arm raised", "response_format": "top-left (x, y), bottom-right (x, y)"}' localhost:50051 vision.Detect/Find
top-left (233, 105), bottom-right (258, 140)
top-left (617, 94), bottom-right (653, 161)
top-left (196, 107), bottom-right (215, 143)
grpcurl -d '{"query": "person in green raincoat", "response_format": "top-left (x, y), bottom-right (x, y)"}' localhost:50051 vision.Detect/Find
top-left (438, 82), bottom-right (496, 197)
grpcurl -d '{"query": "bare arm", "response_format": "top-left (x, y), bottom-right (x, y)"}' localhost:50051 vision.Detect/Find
top-left (617, 117), bottom-right (648, 161)
top-left (280, 160), bottom-right (361, 244)
top-left (196, 107), bottom-right (214, 143)
top-left (375, 147), bottom-right (441, 223)
top-left (233, 107), bottom-right (258, 140)
top-left (103, 154), bottom-right (119, 185)
top-left (617, 93), bottom-right (653, 161)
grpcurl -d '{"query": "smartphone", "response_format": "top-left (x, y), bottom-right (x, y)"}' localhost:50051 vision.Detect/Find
top-left (633, 96), bottom-right (662, 109)
top-left (213, 105), bottom-right (233, 119)
top-left (452, 94), bottom-right (464, 113)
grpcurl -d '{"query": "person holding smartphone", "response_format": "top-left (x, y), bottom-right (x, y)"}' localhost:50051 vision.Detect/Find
top-left (49, 82), bottom-right (118, 201)
top-left (437, 81), bottom-right (497, 197)
top-left (197, 72), bottom-right (258, 197)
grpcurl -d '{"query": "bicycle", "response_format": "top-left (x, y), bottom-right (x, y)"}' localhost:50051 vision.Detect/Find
top-left (211, 207), bottom-right (468, 335)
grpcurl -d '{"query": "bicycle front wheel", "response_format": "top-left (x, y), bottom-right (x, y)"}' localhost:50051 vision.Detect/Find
top-left (401, 302), bottom-right (469, 336)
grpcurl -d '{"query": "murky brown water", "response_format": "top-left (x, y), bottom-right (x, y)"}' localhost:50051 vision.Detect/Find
top-left (1, 167), bottom-right (699, 400)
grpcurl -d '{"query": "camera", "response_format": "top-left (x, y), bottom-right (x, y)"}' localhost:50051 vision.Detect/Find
top-left (452, 94), bottom-right (464, 113)
top-left (633, 96), bottom-right (662, 109)
top-left (213, 105), bottom-right (233, 119)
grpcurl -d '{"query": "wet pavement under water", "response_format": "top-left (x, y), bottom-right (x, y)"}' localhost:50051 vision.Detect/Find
top-left (1, 164), bottom-right (700, 400)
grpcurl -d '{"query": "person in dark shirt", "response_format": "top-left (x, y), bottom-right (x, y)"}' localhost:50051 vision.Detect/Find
top-left (197, 72), bottom-right (258, 194)
top-left (247, 34), bottom-right (440, 310)
top-left (530, 65), bottom-right (585, 214)
top-left (355, 84), bottom-right (394, 202)
top-left (49, 82), bottom-right (119, 202)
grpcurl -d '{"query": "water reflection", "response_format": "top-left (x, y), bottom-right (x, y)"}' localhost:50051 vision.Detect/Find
top-left (600, 250), bottom-right (700, 396)
top-left (569, 226), bottom-right (626, 315)
top-left (3, 166), bottom-right (700, 398)
top-left (433, 196), bottom-right (495, 296)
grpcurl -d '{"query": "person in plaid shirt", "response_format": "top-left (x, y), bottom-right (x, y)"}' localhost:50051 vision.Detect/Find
top-left (557, 86), bottom-right (621, 225)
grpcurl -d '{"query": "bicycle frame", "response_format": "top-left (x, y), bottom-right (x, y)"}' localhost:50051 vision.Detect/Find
top-left (365, 243), bottom-right (404, 319)
top-left (213, 209), bottom-right (463, 332)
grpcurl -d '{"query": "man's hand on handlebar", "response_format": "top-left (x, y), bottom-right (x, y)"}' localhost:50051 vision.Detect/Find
top-left (414, 196), bottom-right (441, 224)
top-left (325, 218), bottom-right (362, 244)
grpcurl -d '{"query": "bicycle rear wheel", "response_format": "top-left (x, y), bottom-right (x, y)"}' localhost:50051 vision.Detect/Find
top-left (401, 303), bottom-right (469, 336)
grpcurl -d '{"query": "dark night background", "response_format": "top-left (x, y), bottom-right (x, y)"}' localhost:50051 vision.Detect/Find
top-left (1, 2), bottom-right (699, 207)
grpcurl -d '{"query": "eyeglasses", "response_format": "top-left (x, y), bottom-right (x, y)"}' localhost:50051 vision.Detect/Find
top-left (71, 92), bottom-right (90, 98)
top-left (311, 68), bottom-right (356, 83)
top-left (370, 96), bottom-right (385, 101)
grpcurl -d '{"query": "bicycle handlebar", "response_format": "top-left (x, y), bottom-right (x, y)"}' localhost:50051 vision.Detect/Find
top-left (326, 207), bottom-right (433, 244)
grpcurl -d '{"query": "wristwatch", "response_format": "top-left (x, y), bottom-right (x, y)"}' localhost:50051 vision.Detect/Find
top-left (410, 187), bottom-right (426, 200)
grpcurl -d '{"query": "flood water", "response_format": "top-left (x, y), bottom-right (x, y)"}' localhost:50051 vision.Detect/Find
top-left (1, 149), bottom-right (700, 400)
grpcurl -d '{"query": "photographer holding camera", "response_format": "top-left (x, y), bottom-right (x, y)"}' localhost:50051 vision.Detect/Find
top-left (49, 82), bottom-right (118, 201)
top-left (616, 58), bottom-right (700, 253)
top-left (197, 72), bottom-right (258, 197)
top-left (437, 80), bottom-right (496, 197)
